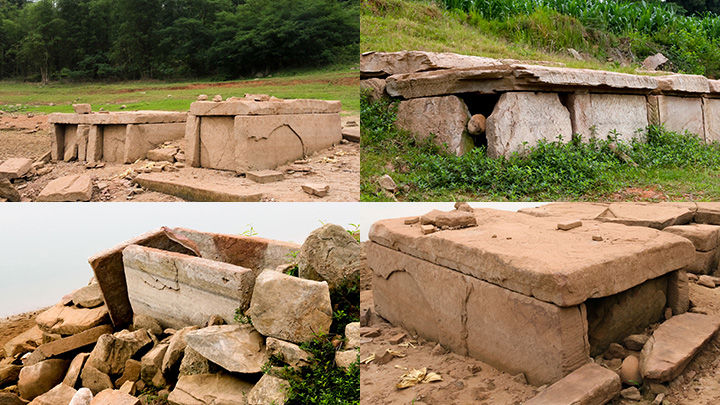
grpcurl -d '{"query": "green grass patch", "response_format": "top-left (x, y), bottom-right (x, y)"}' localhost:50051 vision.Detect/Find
top-left (361, 95), bottom-right (720, 201)
top-left (0, 65), bottom-right (359, 114)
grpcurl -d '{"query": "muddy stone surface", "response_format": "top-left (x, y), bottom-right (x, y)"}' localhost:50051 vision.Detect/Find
top-left (0, 113), bottom-right (359, 202)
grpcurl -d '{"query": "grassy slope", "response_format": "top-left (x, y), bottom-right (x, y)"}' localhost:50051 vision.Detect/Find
top-left (0, 65), bottom-right (360, 114)
top-left (361, 0), bottom-right (640, 73)
top-left (361, 0), bottom-right (720, 201)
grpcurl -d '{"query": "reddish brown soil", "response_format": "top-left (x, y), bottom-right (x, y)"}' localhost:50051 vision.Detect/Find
top-left (609, 186), bottom-right (668, 201)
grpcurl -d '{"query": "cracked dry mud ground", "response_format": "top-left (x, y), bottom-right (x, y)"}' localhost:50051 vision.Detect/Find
top-left (0, 113), bottom-right (360, 202)
top-left (360, 283), bottom-right (720, 405)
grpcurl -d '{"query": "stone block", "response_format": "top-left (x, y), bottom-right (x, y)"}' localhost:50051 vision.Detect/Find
top-left (361, 50), bottom-right (503, 77)
top-left (63, 353), bottom-right (89, 388)
top-left (247, 170), bottom-right (284, 184)
top-left (37, 174), bottom-right (93, 202)
top-left (686, 248), bottom-right (718, 274)
top-left (0, 158), bottom-right (32, 180)
top-left (703, 98), bottom-right (720, 143)
top-left (29, 383), bottom-right (76, 405)
top-left (525, 363), bottom-right (621, 405)
top-left (648, 95), bottom-right (705, 138)
top-left (184, 325), bottom-right (267, 374)
top-left (342, 126), bottom-right (360, 142)
top-left (35, 325), bottom-right (112, 358)
top-left (368, 242), bottom-right (589, 385)
top-left (72, 104), bottom-right (91, 114)
top-left (486, 92), bottom-right (572, 158)
top-left (36, 304), bottom-right (108, 336)
top-left (133, 173), bottom-right (263, 202)
top-left (568, 93), bottom-right (648, 142)
top-left (668, 270), bottom-right (690, 315)
top-left (168, 374), bottom-right (253, 404)
top-left (664, 223), bottom-right (720, 251)
top-left (124, 123), bottom-right (184, 163)
top-left (396, 95), bottom-right (472, 156)
top-left (122, 244), bottom-right (255, 328)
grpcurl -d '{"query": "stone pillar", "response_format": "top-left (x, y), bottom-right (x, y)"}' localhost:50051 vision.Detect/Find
top-left (185, 114), bottom-right (201, 167)
top-left (51, 124), bottom-right (65, 161)
top-left (87, 125), bottom-right (103, 163)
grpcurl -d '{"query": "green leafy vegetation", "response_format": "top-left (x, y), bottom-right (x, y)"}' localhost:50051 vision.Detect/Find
top-left (0, 0), bottom-right (358, 82)
top-left (233, 308), bottom-right (252, 325)
top-left (361, 95), bottom-right (720, 201)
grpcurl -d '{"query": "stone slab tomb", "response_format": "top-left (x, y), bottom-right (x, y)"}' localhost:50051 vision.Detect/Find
top-left (363, 51), bottom-right (720, 157)
top-left (48, 111), bottom-right (187, 164)
top-left (368, 208), bottom-right (695, 385)
top-left (89, 227), bottom-right (299, 328)
top-left (186, 96), bottom-right (342, 172)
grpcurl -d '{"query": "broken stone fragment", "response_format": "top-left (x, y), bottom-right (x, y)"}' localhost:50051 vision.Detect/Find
top-left (131, 314), bottom-right (162, 336)
top-left (91, 388), bottom-right (140, 405)
top-left (557, 220), bottom-right (582, 231)
top-left (168, 373), bottom-right (254, 405)
top-left (341, 127), bottom-right (360, 143)
top-left (86, 329), bottom-right (152, 376)
top-left (420, 224), bottom-right (435, 235)
top-left (663, 224), bottom-right (720, 252)
top-left (623, 334), bottom-right (649, 351)
top-left (80, 364), bottom-right (113, 395)
top-left (0, 178), bottom-right (21, 202)
top-left (72, 284), bottom-right (104, 308)
top-left (68, 387), bottom-right (92, 405)
top-left (4, 326), bottom-right (43, 358)
top-left (36, 174), bottom-right (93, 202)
top-left (301, 183), bottom-right (330, 197)
top-left (32, 324), bottom-right (112, 364)
top-left (29, 382), bottom-right (77, 405)
top-left (360, 78), bottom-right (386, 102)
top-left (345, 322), bottom-right (361, 349)
top-left (212, 95), bottom-right (222, 102)
top-left (114, 359), bottom-right (140, 388)
top-left (18, 359), bottom-right (70, 400)
top-left (196, 95), bottom-right (208, 101)
top-left (265, 338), bottom-right (311, 369)
top-left (72, 104), bottom-right (92, 114)
top-left (161, 326), bottom-right (199, 375)
top-left (396, 95), bottom-right (473, 156)
top-left (0, 364), bottom-right (21, 386)
top-left (184, 325), bottom-right (267, 374)
top-left (420, 209), bottom-right (477, 229)
top-left (246, 374), bottom-right (289, 405)
top-left (378, 174), bottom-right (397, 192)
top-left (619, 355), bottom-right (642, 386)
top-left (335, 349), bottom-right (358, 370)
top-left (298, 223), bottom-right (362, 289)
top-left (35, 304), bottom-right (109, 337)
top-left (642, 53), bottom-right (669, 71)
top-left (247, 170), bottom-right (284, 184)
top-left (0, 158), bottom-right (33, 180)
top-left (641, 312), bottom-right (720, 382)
top-left (146, 147), bottom-right (177, 163)
top-left (140, 343), bottom-right (168, 384)
top-left (246, 270), bottom-right (332, 344)
top-left (404, 217), bottom-right (419, 225)
top-left (697, 275), bottom-right (716, 288)
top-left (524, 363), bottom-right (621, 405)
top-left (178, 346), bottom-right (209, 377)
top-left (63, 353), bottom-right (89, 388)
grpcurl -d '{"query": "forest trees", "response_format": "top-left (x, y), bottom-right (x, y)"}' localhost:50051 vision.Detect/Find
top-left (0, 0), bottom-right (359, 81)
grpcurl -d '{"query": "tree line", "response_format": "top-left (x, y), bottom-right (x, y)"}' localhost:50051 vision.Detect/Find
top-left (0, 0), bottom-right (359, 82)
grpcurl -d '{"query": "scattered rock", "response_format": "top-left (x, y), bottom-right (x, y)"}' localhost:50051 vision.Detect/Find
top-left (404, 217), bottom-right (419, 225)
top-left (212, 95), bottom-right (222, 102)
top-left (37, 174), bottom-right (93, 202)
top-left (698, 275), bottom-right (716, 288)
top-left (29, 383), bottom-right (77, 405)
top-left (86, 329), bottom-right (152, 376)
top-left (247, 170), bottom-right (284, 184)
top-left (117, 381), bottom-right (135, 396)
top-left (620, 355), bottom-right (642, 386)
top-left (161, 326), bottom-right (199, 375)
top-left (620, 386), bottom-right (642, 400)
top-left (421, 225), bottom-right (435, 235)
top-left (345, 322), bottom-right (360, 349)
top-left (63, 353), bottom-right (89, 388)
top-left (467, 114), bottom-right (486, 135)
top-left (206, 315), bottom-right (225, 327)
top-left (454, 202), bottom-right (473, 212)
top-left (557, 220), bottom-right (582, 231)
top-left (524, 363), bottom-right (621, 405)
top-left (298, 223), bottom-right (362, 289)
top-left (604, 343), bottom-right (629, 360)
top-left (4, 326), bottom-right (43, 357)
top-left (114, 359), bottom-right (141, 388)
top-left (68, 388), bottom-right (93, 405)
top-left (0, 365), bottom-right (21, 386)
top-left (131, 314), bottom-right (162, 337)
top-left (623, 334), bottom-right (649, 351)
top-left (335, 350), bottom-right (358, 369)
top-left (72, 284), bottom-right (104, 308)
top-left (72, 104), bottom-right (91, 114)
top-left (168, 373), bottom-right (254, 405)
top-left (642, 53), bottom-right (669, 71)
top-left (140, 344), bottom-right (168, 384)
top-left (80, 364), bottom-right (113, 395)
top-left (0, 393), bottom-right (25, 405)
top-left (178, 347), bottom-right (209, 377)
top-left (0, 179), bottom-right (20, 202)
top-left (360, 78), bottom-right (387, 101)
top-left (0, 158), bottom-right (33, 180)
top-left (387, 332), bottom-right (406, 345)
top-left (265, 338), bottom-right (311, 369)
top-left (420, 209), bottom-right (477, 229)
top-left (301, 183), bottom-right (330, 197)
top-left (184, 325), bottom-right (267, 374)
top-left (18, 359), bottom-right (69, 400)
top-left (652, 393), bottom-right (666, 405)
top-left (146, 147), bottom-right (177, 163)
top-left (90, 389), bottom-right (140, 405)
top-left (246, 374), bottom-right (288, 405)
top-left (567, 48), bottom-right (584, 61)
top-left (342, 127), bottom-right (360, 143)
top-left (197, 95), bottom-right (208, 101)
top-left (247, 270), bottom-right (332, 343)
top-left (378, 175), bottom-right (397, 193)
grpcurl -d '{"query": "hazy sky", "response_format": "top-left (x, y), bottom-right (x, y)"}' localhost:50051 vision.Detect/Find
top-left (0, 202), bottom-right (545, 318)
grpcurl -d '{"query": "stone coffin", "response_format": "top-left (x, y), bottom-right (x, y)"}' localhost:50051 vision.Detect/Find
top-left (647, 95), bottom-right (705, 139)
top-left (568, 93), bottom-right (648, 142)
top-left (368, 208), bottom-right (695, 385)
top-left (89, 227), bottom-right (299, 328)
top-left (122, 245), bottom-right (255, 328)
top-left (48, 111), bottom-right (186, 164)
top-left (186, 98), bottom-right (342, 172)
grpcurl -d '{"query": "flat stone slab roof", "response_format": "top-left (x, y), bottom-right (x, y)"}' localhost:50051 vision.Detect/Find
top-left (189, 99), bottom-right (341, 116)
top-left (48, 111), bottom-right (187, 125)
top-left (520, 202), bottom-right (696, 229)
top-left (369, 208), bottom-right (694, 307)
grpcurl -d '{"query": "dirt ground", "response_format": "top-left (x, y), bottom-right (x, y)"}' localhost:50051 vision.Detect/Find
top-left (0, 113), bottom-right (360, 202)
top-left (360, 283), bottom-right (720, 405)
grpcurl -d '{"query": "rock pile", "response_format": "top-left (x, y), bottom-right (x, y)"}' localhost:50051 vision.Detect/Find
top-left (0, 224), bottom-right (361, 404)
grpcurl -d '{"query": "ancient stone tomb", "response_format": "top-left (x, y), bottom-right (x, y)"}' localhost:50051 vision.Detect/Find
top-left (186, 95), bottom-right (342, 172)
top-left (48, 111), bottom-right (187, 164)
top-left (368, 206), bottom-right (700, 385)
top-left (89, 227), bottom-right (299, 328)
top-left (361, 51), bottom-right (720, 157)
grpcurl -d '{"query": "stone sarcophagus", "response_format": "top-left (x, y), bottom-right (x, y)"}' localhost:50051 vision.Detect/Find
top-left (89, 227), bottom-right (299, 328)
top-left (185, 96), bottom-right (342, 172)
top-left (368, 208), bottom-right (695, 385)
top-left (48, 111), bottom-right (187, 164)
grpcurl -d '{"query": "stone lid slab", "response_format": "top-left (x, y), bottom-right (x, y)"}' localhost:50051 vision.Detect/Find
top-left (663, 224), bottom-right (720, 252)
top-left (656, 74), bottom-right (710, 94)
top-left (360, 50), bottom-right (504, 77)
top-left (386, 64), bottom-right (659, 99)
top-left (48, 111), bottom-right (186, 125)
top-left (520, 202), bottom-right (696, 229)
top-left (369, 208), bottom-right (695, 307)
top-left (525, 363), bottom-right (621, 405)
top-left (189, 99), bottom-right (341, 116)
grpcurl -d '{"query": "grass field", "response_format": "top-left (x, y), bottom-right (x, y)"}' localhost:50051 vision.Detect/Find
top-left (0, 65), bottom-right (359, 115)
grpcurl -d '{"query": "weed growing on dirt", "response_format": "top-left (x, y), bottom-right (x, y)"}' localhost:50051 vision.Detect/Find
top-left (330, 276), bottom-right (361, 336)
top-left (361, 95), bottom-right (720, 200)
